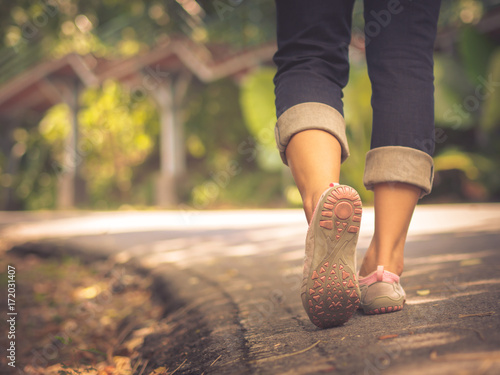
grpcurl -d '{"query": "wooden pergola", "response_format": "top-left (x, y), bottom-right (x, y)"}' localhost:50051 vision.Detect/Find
top-left (0, 38), bottom-right (276, 208)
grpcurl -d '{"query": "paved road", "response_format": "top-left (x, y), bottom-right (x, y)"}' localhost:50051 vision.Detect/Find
top-left (2, 204), bottom-right (500, 374)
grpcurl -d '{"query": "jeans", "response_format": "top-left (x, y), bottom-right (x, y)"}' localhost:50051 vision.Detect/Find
top-left (273, 0), bottom-right (442, 196)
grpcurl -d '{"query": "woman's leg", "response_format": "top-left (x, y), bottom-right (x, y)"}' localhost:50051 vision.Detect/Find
top-left (285, 130), bottom-right (342, 224)
top-left (360, 0), bottom-right (442, 278)
top-left (274, 0), bottom-right (355, 183)
top-left (274, 0), bottom-right (360, 328)
top-left (359, 182), bottom-right (420, 277)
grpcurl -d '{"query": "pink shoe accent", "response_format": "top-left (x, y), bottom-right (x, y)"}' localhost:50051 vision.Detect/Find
top-left (377, 265), bottom-right (384, 281)
top-left (334, 202), bottom-right (353, 220)
top-left (359, 266), bottom-right (400, 286)
top-left (319, 220), bottom-right (333, 230)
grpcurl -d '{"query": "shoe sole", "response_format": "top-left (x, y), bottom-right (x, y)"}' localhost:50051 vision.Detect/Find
top-left (361, 289), bottom-right (405, 315)
top-left (363, 304), bottom-right (404, 315)
top-left (303, 185), bottom-right (362, 328)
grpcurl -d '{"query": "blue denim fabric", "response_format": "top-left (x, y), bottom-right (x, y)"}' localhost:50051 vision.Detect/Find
top-left (273, 0), bottom-right (442, 156)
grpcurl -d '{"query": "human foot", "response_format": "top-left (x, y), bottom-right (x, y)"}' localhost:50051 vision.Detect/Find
top-left (358, 265), bottom-right (405, 314)
top-left (302, 183), bottom-right (362, 328)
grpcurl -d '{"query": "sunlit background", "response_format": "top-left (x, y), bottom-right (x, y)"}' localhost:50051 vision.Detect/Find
top-left (0, 0), bottom-right (499, 210)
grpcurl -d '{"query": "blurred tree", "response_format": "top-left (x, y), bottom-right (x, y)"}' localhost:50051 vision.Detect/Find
top-left (182, 76), bottom-right (283, 209)
top-left (0, 0), bottom-right (276, 61)
top-left (37, 80), bottom-right (159, 208)
top-left (239, 68), bottom-right (281, 172)
top-left (78, 81), bottom-right (159, 205)
top-left (341, 59), bottom-right (373, 202)
top-left (6, 127), bottom-right (55, 210)
top-left (433, 27), bottom-right (500, 201)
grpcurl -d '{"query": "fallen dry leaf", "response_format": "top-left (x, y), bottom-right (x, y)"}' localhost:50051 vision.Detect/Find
top-left (416, 289), bottom-right (430, 296)
top-left (98, 365), bottom-right (115, 375)
top-left (459, 311), bottom-right (495, 318)
top-left (149, 367), bottom-right (169, 375)
top-left (113, 356), bottom-right (133, 374)
top-left (459, 258), bottom-right (482, 266)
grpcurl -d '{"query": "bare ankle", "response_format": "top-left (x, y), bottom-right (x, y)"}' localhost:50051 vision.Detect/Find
top-left (360, 243), bottom-right (404, 277)
top-left (303, 191), bottom-right (324, 224)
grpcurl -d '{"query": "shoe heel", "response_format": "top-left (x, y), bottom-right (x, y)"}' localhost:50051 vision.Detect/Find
top-left (303, 185), bottom-right (362, 328)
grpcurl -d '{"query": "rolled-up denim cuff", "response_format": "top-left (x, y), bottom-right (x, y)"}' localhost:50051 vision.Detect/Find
top-left (275, 102), bottom-right (349, 166)
top-left (364, 146), bottom-right (434, 198)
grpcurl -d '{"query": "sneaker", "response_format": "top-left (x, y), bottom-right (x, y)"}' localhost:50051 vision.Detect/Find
top-left (359, 265), bottom-right (405, 315)
top-left (302, 183), bottom-right (362, 328)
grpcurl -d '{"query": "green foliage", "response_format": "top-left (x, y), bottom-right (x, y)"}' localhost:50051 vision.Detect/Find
top-left (183, 78), bottom-right (249, 169)
top-left (37, 81), bottom-right (159, 207)
top-left (434, 54), bottom-right (475, 129)
top-left (341, 61), bottom-right (373, 203)
top-left (239, 67), bottom-right (281, 171)
top-left (433, 26), bottom-right (500, 201)
top-left (201, 0), bottom-right (276, 46)
top-left (458, 25), bottom-right (496, 82)
top-left (79, 81), bottom-right (159, 204)
top-left (434, 148), bottom-right (483, 180)
top-left (39, 104), bottom-right (71, 162)
top-left (480, 48), bottom-right (500, 133)
top-left (183, 77), bottom-right (282, 208)
top-left (6, 126), bottom-right (56, 210)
